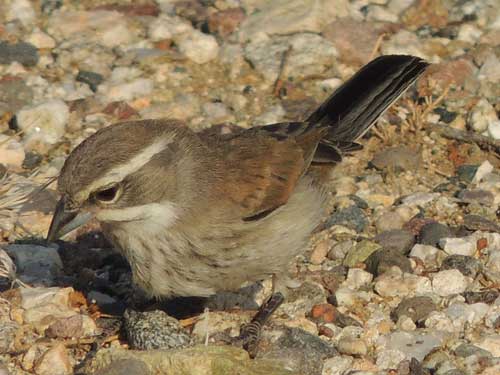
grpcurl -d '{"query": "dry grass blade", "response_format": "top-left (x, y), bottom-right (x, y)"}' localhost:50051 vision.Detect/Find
top-left (0, 248), bottom-right (16, 283)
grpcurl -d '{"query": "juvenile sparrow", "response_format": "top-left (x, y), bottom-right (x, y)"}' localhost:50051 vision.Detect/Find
top-left (47, 55), bottom-right (428, 354)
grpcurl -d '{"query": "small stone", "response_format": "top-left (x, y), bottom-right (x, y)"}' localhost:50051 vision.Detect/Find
top-left (464, 215), bottom-right (500, 233)
top-left (457, 189), bottom-right (495, 206)
top-left (26, 30), bottom-right (56, 49)
top-left (0, 135), bottom-right (25, 169)
top-left (93, 359), bottom-right (150, 375)
top-left (310, 240), bottom-right (331, 265)
top-left (432, 269), bottom-right (469, 297)
top-left (375, 229), bottom-right (415, 255)
top-left (176, 30), bottom-right (219, 64)
top-left (376, 349), bottom-right (407, 370)
top-left (124, 309), bottom-right (192, 350)
top-left (76, 70), bottom-right (104, 92)
top-left (473, 161), bottom-right (494, 184)
top-left (370, 146), bottom-right (420, 172)
top-left (375, 211), bottom-right (405, 232)
top-left (397, 315), bottom-right (417, 331)
top-left (202, 102), bottom-right (234, 124)
top-left (401, 192), bottom-right (439, 206)
top-left (380, 331), bottom-right (445, 362)
top-left (326, 205), bottom-right (368, 233)
top-left (310, 303), bottom-right (336, 323)
top-left (441, 255), bottom-right (482, 278)
top-left (0, 41), bottom-right (39, 67)
top-left (34, 343), bottom-right (72, 375)
top-left (0, 321), bottom-right (19, 353)
top-left (48, 313), bottom-right (78, 340)
top-left (365, 249), bottom-right (412, 276)
top-left (22, 151), bottom-right (43, 170)
top-left (100, 78), bottom-right (153, 102)
top-left (476, 335), bottom-right (500, 357)
top-left (16, 100), bottom-right (69, 147)
top-left (375, 269), bottom-right (432, 298)
top-left (456, 164), bottom-right (479, 183)
top-left (208, 8), bottom-right (246, 37)
top-left (343, 240), bottom-right (381, 267)
top-left (5, 244), bottom-right (63, 286)
top-left (238, 0), bottom-right (350, 38)
top-left (488, 120), bottom-right (500, 140)
top-left (454, 343), bottom-right (493, 358)
top-left (409, 244), bottom-right (440, 265)
top-left (345, 268), bottom-right (373, 289)
top-left (327, 240), bottom-right (355, 261)
top-left (322, 355), bottom-right (354, 375)
top-left (391, 296), bottom-right (437, 324)
top-left (439, 237), bottom-right (476, 256)
top-left (337, 338), bottom-right (367, 356)
top-left (148, 15), bottom-right (192, 41)
top-left (463, 290), bottom-right (500, 305)
top-left (419, 222), bottom-right (453, 247)
top-left (468, 98), bottom-right (497, 133)
top-left (6, 0), bottom-right (36, 26)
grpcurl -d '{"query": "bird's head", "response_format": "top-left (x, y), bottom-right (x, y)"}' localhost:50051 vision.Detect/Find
top-left (46, 120), bottom-right (194, 242)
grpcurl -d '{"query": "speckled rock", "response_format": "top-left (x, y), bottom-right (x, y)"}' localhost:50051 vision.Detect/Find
top-left (440, 255), bottom-right (482, 278)
top-left (123, 309), bottom-right (192, 350)
top-left (375, 229), bottom-right (416, 255)
top-left (391, 296), bottom-right (437, 324)
top-left (0, 41), bottom-right (39, 67)
top-left (326, 205), bottom-right (368, 233)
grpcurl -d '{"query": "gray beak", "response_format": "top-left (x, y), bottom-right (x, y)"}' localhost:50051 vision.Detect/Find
top-left (46, 197), bottom-right (92, 242)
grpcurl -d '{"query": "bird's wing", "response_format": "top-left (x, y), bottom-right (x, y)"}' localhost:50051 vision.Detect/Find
top-left (209, 122), bottom-right (325, 221)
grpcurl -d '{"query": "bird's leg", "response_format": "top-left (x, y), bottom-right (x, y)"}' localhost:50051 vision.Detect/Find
top-left (239, 274), bottom-right (285, 358)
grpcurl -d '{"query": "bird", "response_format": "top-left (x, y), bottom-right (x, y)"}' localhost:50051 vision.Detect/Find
top-left (47, 54), bottom-right (428, 355)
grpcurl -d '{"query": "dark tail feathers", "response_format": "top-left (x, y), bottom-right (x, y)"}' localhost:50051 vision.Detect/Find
top-left (308, 55), bottom-right (429, 160)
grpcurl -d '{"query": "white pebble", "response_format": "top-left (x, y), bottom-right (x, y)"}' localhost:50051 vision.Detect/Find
top-left (439, 237), bottom-right (476, 256)
top-left (432, 269), bottom-right (469, 296)
top-left (488, 120), bottom-right (500, 140)
top-left (16, 100), bottom-right (69, 146)
top-left (345, 268), bottom-right (373, 289)
top-left (322, 355), bottom-right (354, 375)
top-left (176, 30), bottom-right (219, 64)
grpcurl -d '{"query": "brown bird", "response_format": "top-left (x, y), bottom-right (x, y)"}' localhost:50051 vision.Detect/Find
top-left (47, 55), bottom-right (428, 355)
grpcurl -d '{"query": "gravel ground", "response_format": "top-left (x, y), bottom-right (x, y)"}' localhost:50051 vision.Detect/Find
top-left (0, 0), bottom-right (499, 374)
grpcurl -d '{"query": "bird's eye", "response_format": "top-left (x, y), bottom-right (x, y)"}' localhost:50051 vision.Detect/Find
top-left (95, 185), bottom-right (119, 203)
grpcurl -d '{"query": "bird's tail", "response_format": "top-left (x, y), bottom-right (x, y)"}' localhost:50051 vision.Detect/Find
top-left (308, 55), bottom-right (429, 163)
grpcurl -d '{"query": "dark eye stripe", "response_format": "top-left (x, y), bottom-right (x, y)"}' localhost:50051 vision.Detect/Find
top-left (95, 185), bottom-right (118, 202)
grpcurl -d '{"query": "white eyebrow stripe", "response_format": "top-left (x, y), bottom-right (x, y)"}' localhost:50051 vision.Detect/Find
top-left (76, 135), bottom-right (173, 201)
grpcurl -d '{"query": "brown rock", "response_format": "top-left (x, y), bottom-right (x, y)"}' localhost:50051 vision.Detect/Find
top-left (322, 18), bottom-right (387, 65)
top-left (417, 58), bottom-right (476, 97)
top-left (45, 315), bottom-right (84, 338)
top-left (94, 2), bottom-right (160, 17)
top-left (310, 240), bottom-right (331, 265)
top-left (402, 0), bottom-right (449, 29)
top-left (208, 8), bottom-right (246, 37)
top-left (34, 343), bottom-right (72, 375)
top-left (310, 303), bottom-right (336, 323)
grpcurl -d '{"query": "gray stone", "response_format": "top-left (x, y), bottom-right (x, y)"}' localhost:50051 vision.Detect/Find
top-left (93, 359), bottom-right (150, 375)
top-left (456, 165), bottom-right (479, 183)
top-left (326, 205), bottom-right (368, 233)
top-left (463, 215), bottom-right (500, 233)
top-left (419, 222), bottom-right (453, 247)
top-left (457, 189), bottom-right (495, 206)
top-left (83, 345), bottom-right (295, 375)
top-left (5, 244), bottom-right (63, 286)
top-left (0, 41), bottom-right (39, 67)
top-left (76, 70), bottom-right (104, 92)
top-left (123, 309), bottom-right (192, 350)
top-left (441, 255), bottom-right (482, 278)
top-left (365, 249), bottom-right (412, 276)
top-left (391, 296), bottom-right (437, 324)
top-left (261, 327), bottom-right (337, 375)
top-left (382, 331), bottom-right (445, 362)
top-left (375, 229), bottom-right (415, 255)
top-left (370, 146), bottom-right (420, 172)
top-left (454, 343), bottom-right (492, 358)
top-left (463, 290), bottom-right (500, 305)
top-left (0, 79), bottom-right (34, 113)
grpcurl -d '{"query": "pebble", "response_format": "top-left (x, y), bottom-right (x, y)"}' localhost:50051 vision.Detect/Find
top-left (379, 331), bottom-right (445, 362)
top-left (337, 338), bottom-right (367, 356)
top-left (476, 335), bottom-right (500, 357)
top-left (45, 314), bottom-right (98, 339)
top-left (401, 192), bottom-right (439, 206)
top-left (123, 309), bottom-right (192, 350)
top-left (391, 296), bottom-right (437, 324)
top-left (76, 70), bottom-right (104, 92)
top-left (439, 237), bottom-right (476, 256)
top-left (343, 240), bottom-right (381, 267)
top-left (310, 240), bottom-right (331, 265)
top-left (6, 0), bottom-right (36, 25)
top-left (327, 240), bottom-right (355, 261)
top-left (468, 98), bottom-right (498, 133)
top-left (0, 321), bottom-right (19, 353)
top-left (238, 0), bottom-right (350, 38)
top-left (409, 244), bottom-right (441, 266)
top-left (432, 269), bottom-right (470, 296)
top-left (375, 268), bottom-right (432, 297)
top-left (5, 244), bottom-right (63, 286)
top-left (326, 205), bottom-right (368, 233)
top-left (440, 255), bottom-right (482, 277)
top-left (488, 120), bottom-right (500, 140)
top-left (148, 15), bottom-right (192, 41)
top-left (463, 290), bottom-right (500, 305)
top-left (0, 135), bottom-right (25, 169)
top-left (419, 222), bottom-right (453, 247)
top-left (26, 30), bottom-right (57, 50)
top-left (457, 189), bottom-right (495, 206)
top-left (33, 343), bottom-right (72, 375)
top-left (176, 30), bottom-right (219, 64)
top-left (100, 78), bottom-right (154, 102)
top-left (375, 211), bottom-right (405, 232)
top-left (16, 100), bottom-right (69, 147)
top-left (344, 268), bottom-right (373, 290)
top-left (365, 249), bottom-right (412, 276)
top-left (322, 355), bottom-right (354, 375)
top-left (454, 343), bottom-right (492, 358)
top-left (370, 146), bottom-right (420, 172)
top-left (456, 164), bottom-right (477, 183)
top-left (374, 229), bottom-right (415, 255)
top-left (0, 41), bottom-right (39, 67)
